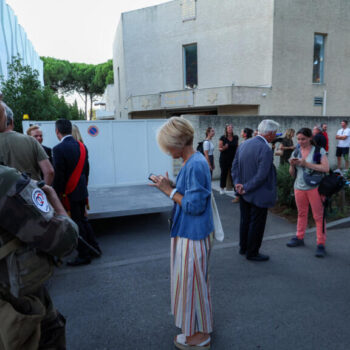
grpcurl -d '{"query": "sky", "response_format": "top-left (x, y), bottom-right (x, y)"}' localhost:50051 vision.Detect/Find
top-left (6, 0), bottom-right (169, 64)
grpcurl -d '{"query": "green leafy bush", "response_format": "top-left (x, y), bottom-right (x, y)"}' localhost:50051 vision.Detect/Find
top-left (276, 163), bottom-right (296, 208)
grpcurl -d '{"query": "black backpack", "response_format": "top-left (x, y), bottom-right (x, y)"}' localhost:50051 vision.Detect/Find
top-left (196, 141), bottom-right (204, 154)
top-left (318, 171), bottom-right (345, 198)
top-left (318, 171), bottom-right (345, 234)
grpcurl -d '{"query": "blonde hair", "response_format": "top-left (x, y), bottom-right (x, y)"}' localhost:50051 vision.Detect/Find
top-left (72, 124), bottom-right (84, 143)
top-left (26, 125), bottom-right (40, 136)
top-left (157, 117), bottom-right (194, 154)
top-left (284, 128), bottom-right (295, 139)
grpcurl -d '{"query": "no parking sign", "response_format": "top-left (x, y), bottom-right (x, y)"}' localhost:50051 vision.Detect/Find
top-left (87, 125), bottom-right (99, 137)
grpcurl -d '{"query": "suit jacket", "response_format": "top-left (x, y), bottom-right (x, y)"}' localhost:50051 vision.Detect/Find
top-left (52, 135), bottom-right (89, 202)
top-left (232, 136), bottom-right (276, 208)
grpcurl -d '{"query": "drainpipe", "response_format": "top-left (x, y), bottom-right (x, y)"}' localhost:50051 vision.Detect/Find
top-left (323, 90), bottom-right (327, 116)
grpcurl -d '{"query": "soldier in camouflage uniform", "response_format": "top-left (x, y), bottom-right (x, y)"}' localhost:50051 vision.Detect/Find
top-left (0, 102), bottom-right (78, 350)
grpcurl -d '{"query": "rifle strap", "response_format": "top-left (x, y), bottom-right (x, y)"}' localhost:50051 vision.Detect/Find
top-left (0, 238), bottom-right (22, 260)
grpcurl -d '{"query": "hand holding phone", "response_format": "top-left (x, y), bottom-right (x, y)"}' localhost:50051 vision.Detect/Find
top-left (148, 173), bottom-right (158, 183)
top-left (290, 157), bottom-right (300, 166)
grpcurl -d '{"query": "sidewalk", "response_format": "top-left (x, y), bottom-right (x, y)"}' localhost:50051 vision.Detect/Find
top-left (212, 179), bottom-right (236, 197)
top-left (49, 191), bottom-right (350, 350)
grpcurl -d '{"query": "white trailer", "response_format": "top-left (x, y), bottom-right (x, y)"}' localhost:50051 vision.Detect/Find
top-left (22, 119), bottom-right (173, 219)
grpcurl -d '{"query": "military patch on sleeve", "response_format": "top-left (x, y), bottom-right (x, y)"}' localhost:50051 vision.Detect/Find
top-left (32, 188), bottom-right (50, 213)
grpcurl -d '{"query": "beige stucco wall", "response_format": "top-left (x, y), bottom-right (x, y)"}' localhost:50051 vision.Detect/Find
top-left (112, 0), bottom-right (350, 119)
top-left (260, 0), bottom-right (350, 116)
top-left (113, 0), bottom-right (274, 119)
top-left (217, 105), bottom-right (259, 115)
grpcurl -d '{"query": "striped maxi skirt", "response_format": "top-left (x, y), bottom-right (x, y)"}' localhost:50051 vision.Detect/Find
top-left (170, 233), bottom-right (213, 336)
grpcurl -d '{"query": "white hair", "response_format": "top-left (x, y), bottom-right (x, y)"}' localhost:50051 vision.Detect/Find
top-left (258, 119), bottom-right (279, 135)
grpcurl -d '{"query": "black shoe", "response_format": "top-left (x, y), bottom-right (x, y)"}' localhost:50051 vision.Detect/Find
top-left (246, 253), bottom-right (269, 262)
top-left (286, 237), bottom-right (305, 248)
top-left (239, 248), bottom-right (246, 255)
top-left (90, 246), bottom-right (102, 259)
top-left (67, 256), bottom-right (91, 266)
top-left (315, 244), bottom-right (326, 258)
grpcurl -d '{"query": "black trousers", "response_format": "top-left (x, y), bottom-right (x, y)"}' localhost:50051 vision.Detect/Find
top-left (70, 200), bottom-right (100, 259)
top-left (239, 196), bottom-right (268, 257)
top-left (219, 158), bottom-right (233, 189)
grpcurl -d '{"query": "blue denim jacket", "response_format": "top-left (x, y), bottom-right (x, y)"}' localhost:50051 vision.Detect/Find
top-left (171, 152), bottom-right (214, 240)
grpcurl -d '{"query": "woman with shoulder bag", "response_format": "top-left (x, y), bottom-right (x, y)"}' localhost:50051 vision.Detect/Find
top-left (150, 117), bottom-right (213, 349)
top-left (286, 128), bottom-right (329, 257)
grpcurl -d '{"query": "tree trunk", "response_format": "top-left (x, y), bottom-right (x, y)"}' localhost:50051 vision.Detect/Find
top-left (89, 93), bottom-right (93, 120)
top-left (84, 91), bottom-right (88, 120)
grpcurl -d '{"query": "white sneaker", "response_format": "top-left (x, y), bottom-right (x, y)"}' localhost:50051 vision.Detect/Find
top-left (220, 189), bottom-right (225, 195)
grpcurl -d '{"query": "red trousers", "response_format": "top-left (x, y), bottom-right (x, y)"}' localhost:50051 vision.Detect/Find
top-left (295, 188), bottom-right (326, 245)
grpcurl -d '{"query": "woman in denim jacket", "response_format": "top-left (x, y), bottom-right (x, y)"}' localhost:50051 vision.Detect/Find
top-left (151, 117), bottom-right (214, 350)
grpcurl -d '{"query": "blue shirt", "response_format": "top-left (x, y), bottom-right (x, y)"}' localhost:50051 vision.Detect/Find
top-left (171, 152), bottom-right (214, 240)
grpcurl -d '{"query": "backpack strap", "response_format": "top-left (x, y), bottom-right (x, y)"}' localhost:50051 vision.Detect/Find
top-left (292, 146), bottom-right (300, 158)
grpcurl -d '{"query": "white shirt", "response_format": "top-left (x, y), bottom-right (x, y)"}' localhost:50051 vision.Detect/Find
top-left (337, 128), bottom-right (350, 148)
top-left (257, 135), bottom-right (269, 146)
top-left (203, 140), bottom-right (214, 155)
top-left (60, 135), bottom-right (73, 142)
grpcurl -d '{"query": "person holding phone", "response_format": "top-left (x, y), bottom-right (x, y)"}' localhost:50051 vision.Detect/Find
top-left (287, 128), bottom-right (329, 257)
top-left (150, 117), bottom-right (213, 350)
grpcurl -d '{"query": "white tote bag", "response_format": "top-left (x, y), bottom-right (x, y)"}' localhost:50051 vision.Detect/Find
top-left (211, 192), bottom-right (224, 242)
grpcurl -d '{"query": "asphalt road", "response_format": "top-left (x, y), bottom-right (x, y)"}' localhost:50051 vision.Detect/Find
top-left (48, 192), bottom-right (350, 350)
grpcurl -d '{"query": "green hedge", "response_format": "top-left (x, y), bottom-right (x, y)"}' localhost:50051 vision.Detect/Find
top-left (276, 163), bottom-right (296, 208)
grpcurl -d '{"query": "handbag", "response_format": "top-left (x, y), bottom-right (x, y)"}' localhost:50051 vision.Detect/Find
top-left (211, 193), bottom-right (224, 242)
top-left (303, 169), bottom-right (324, 187)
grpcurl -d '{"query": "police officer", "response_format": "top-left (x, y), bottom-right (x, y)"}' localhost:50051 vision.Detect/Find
top-left (0, 102), bottom-right (78, 350)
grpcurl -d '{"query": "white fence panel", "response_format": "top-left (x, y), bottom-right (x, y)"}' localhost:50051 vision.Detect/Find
top-left (22, 119), bottom-right (173, 187)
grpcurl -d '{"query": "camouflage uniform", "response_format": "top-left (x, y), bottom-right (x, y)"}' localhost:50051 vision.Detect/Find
top-left (0, 165), bottom-right (78, 350)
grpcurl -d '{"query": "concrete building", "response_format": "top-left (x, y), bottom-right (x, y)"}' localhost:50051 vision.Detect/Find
top-left (112, 0), bottom-right (350, 119)
top-left (0, 0), bottom-right (43, 84)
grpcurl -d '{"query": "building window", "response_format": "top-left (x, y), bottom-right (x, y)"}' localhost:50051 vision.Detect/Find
top-left (181, 0), bottom-right (196, 21)
top-left (183, 44), bottom-right (197, 89)
top-left (313, 34), bottom-right (326, 84)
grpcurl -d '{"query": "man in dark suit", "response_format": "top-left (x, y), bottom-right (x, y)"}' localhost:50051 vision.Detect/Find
top-left (232, 119), bottom-right (279, 262)
top-left (53, 119), bottom-right (101, 266)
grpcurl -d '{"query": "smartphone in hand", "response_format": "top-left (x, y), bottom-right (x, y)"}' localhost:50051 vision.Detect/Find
top-left (148, 173), bottom-right (157, 183)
